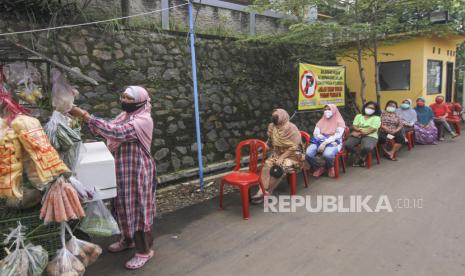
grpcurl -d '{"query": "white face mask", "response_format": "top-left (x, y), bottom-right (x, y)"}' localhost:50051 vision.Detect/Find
top-left (365, 108), bottom-right (375, 115)
top-left (324, 110), bottom-right (333, 119)
top-left (386, 106), bottom-right (396, 113)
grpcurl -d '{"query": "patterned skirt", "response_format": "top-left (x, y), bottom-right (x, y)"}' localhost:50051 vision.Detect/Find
top-left (414, 121), bottom-right (438, 145)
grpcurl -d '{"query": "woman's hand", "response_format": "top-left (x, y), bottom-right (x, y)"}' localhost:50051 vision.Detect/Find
top-left (69, 106), bottom-right (91, 122)
top-left (318, 142), bottom-right (327, 153)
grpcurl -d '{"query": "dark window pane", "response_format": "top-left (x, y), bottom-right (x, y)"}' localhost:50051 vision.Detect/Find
top-left (379, 60), bottom-right (411, 91)
top-left (427, 60), bottom-right (442, 95)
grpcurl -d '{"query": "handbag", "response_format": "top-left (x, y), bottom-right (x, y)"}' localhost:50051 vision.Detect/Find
top-left (269, 164), bottom-right (284, 178)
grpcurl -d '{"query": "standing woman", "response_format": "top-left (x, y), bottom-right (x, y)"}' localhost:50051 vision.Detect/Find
top-left (251, 108), bottom-right (303, 203)
top-left (345, 101), bottom-right (381, 167)
top-left (414, 97), bottom-right (438, 145)
top-left (70, 86), bottom-right (156, 270)
top-left (305, 104), bottom-right (346, 178)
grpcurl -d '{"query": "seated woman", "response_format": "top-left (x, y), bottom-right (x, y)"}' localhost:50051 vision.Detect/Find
top-left (397, 98), bottom-right (417, 133)
top-left (430, 95), bottom-right (458, 140)
top-left (379, 100), bottom-right (404, 161)
top-left (305, 104), bottom-right (346, 178)
top-left (252, 108), bottom-right (303, 203)
top-left (414, 97), bottom-right (438, 145)
top-left (345, 101), bottom-right (381, 167)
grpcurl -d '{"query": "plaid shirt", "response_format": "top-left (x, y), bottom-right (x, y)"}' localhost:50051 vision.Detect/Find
top-left (88, 117), bottom-right (156, 239)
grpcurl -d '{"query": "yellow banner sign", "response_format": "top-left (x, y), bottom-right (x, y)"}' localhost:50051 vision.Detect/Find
top-left (298, 63), bottom-right (345, 110)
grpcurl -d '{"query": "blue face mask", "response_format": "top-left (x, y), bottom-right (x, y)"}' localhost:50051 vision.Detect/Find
top-left (400, 103), bottom-right (410, 110)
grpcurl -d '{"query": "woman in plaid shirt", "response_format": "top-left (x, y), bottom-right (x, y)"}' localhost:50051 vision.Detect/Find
top-left (71, 86), bottom-right (156, 269)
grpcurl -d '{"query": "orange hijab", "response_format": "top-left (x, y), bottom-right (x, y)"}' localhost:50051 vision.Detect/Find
top-left (268, 109), bottom-right (301, 148)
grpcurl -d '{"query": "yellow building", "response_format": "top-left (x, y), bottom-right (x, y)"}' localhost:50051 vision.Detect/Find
top-left (338, 33), bottom-right (465, 109)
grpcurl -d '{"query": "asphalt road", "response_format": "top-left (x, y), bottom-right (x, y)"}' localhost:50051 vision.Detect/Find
top-left (88, 133), bottom-right (465, 276)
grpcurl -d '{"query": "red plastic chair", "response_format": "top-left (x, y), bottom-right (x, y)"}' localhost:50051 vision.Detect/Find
top-left (219, 139), bottom-right (267, 220)
top-left (365, 144), bottom-right (381, 169)
top-left (297, 131), bottom-right (310, 189)
top-left (334, 127), bottom-right (350, 179)
top-left (406, 130), bottom-right (415, 150)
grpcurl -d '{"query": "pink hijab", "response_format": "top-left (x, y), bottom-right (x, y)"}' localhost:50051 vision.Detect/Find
top-left (107, 86), bottom-right (153, 154)
top-left (316, 104), bottom-right (346, 135)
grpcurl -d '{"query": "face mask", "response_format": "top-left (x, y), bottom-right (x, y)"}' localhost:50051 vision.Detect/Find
top-left (365, 108), bottom-right (375, 115)
top-left (121, 101), bottom-right (146, 113)
top-left (417, 102), bottom-right (425, 107)
top-left (435, 98), bottom-right (444, 104)
top-left (386, 106), bottom-right (396, 113)
top-left (400, 103), bottom-right (410, 110)
top-left (324, 110), bottom-right (333, 119)
top-left (271, 115), bottom-right (279, 125)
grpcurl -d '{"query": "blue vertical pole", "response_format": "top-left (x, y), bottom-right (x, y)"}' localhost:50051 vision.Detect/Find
top-left (188, 0), bottom-right (204, 190)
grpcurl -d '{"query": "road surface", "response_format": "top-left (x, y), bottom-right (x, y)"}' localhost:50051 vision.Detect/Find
top-left (88, 134), bottom-right (465, 276)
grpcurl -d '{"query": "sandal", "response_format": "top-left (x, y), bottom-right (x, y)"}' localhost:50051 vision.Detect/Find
top-left (125, 250), bottom-right (154, 270)
top-left (108, 240), bottom-right (135, 253)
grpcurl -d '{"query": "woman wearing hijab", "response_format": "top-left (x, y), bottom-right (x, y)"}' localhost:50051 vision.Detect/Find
top-left (306, 104), bottom-right (346, 178)
top-left (414, 97), bottom-right (438, 145)
top-left (345, 101), bottom-right (381, 167)
top-left (251, 108), bottom-right (303, 203)
top-left (379, 100), bottom-right (404, 161)
top-left (70, 86), bottom-right (156, 270)
top-left (397, 99), bottom-right (417, 133)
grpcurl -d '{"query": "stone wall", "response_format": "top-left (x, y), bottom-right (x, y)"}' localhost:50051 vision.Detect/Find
top-left (75, 0), bottom-right (286, 35)
top-left (0, 19), bottom-right (355, 178)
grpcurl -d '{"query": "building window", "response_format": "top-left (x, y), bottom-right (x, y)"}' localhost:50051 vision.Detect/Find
top-left (427, 60), bottom-right (443, 95)
top-left (438, 48), bottom-right (441, 54)
top-left (378, 60), bottom-right (411, 91)
top-left (433, 47), bottom-right (435, 54)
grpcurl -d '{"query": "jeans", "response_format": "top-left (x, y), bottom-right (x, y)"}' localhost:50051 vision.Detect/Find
top-left (434, 118), bottom-right (454, 136)
top-left (345, 136), bottom-right (378, 159)
top-left (305, 143), bottom-right (339, 169)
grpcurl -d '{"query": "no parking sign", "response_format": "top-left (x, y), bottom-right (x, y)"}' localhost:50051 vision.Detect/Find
top-left (298, 63), bottom-right (345, 110)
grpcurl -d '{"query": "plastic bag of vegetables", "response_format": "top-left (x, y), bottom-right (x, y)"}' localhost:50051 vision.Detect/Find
top-left (46, 224), bottom-right (85, 276)
top-left (17, 70), bottom-right (42, 105)
top-left (0, 223), bottom-right (49, 276)
top-left (64, 223), bottom-right (101, 267)
top-left (79, 193), bottom-right (120, 237)
top-left (51, 69), bottom-right (79, 113)
top-left (45, 111), bottom-right (82, 171)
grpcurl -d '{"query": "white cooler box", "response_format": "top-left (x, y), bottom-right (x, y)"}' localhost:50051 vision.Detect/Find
top-left (75, 142), bottom-right (117, 200)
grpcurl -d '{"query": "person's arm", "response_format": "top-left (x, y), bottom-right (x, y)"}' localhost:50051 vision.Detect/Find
top-left (361, 116), bottom-right (381, 136)
top-left (351, 115), bottom-right (362, 132)
top-left (313, 126), bottom-right (323, 139)
top-left (87, 116), bottom-right (138, 142)
top-left (70, 106), bottom-right (137, 142)
top-left (325, 127), bottom-right (344, 143)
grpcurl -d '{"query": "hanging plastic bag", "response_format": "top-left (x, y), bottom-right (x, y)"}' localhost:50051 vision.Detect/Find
top-left (51, 69), bottom-right (79, 113)
top-left (0, 118), bottom-right (24, 200)
top-left (40, 177), bottom-right (86, 224)
top-left (17, 70), bottom-right (42, 105)
top-left (11, 115), bottom-right (71, 187)
top-left (68, 176), bottom-right (96, 201)
top-left (63, 223), bottom-right (102, 267)
top-left (0, 223), bottom-right (49, 276)
top-left (46, 224), bottom-right (85, 276)
top-left (79, 193), bottom-right (120, 237)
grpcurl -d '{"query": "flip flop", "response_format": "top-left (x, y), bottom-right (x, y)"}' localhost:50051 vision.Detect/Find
top-left (125, 250), bottom-right (154, 270)
top-left (108, 241), bottom-right (135, 253)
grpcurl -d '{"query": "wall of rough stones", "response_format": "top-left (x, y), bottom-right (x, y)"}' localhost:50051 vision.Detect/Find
top-left (76, 0), bottom-right (287, 35)
top-left (0, 19), bottom-right (356, 179)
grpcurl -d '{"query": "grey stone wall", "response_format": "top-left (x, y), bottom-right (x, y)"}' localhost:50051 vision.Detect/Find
top-left (0, 19), bottom-right (355, 177)
top-left (76, 0), bottom-right (286, 35)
